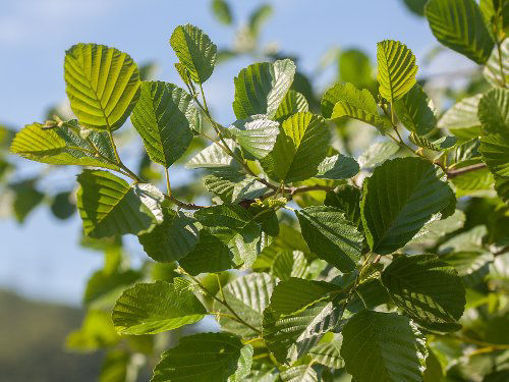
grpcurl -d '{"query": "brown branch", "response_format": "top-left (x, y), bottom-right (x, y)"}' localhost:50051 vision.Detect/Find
top-left (446, 163), bottom-right (487, 179)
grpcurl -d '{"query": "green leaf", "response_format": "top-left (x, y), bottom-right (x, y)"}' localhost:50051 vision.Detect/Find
top-left (227, 116), bottom-right (280, 159)
top-left (341, 311), bottom-right (427, 382)
top-left (187, 140), bottom-right (237, 168)
top-left (138, 209), bottom-right (200, 262)
top-left (297, 206), bottom-right (364, 272)
top-left (99, 350), bottom-right (130, 382)
top-left (233, 59), bottom-right (296, 120)
top-left (484, 39), bottom-right (509, 87)
top-left (214, 273), bottom-right (275, 337)
top-left (260, 112), bottom-right (330, 183)
top-left (382, 254), bottom-right (466, 331)
top-left (377, 40), bottom-right (418, 102)
top-left (10, 123), bottom-right (119, 170)
top-left (441, 251), bottom-right (494, 287)
top-left (358, 141), bottom-right (400, 168)
top-left (64, 43), bottom-right (140, 130)
top-left (84, 268), bottom-right (141, 308)
top-left (408, 209), bottom-right (465, 246)
top-left (170, 24), bottom-right (217, 84)
top-left (394, 84), bottom-right (436, 136)
top-left (152, 332), bottom-right (243, 382)
top-left (50, 191), bottom-right (76, 220)
top-left (179, 229), bottom-right (235, 275)
top-left (478, 88), bottom-right (509, 135)
top-left (315, 154), bottom-right (359, 180)
top-left (9, 179), bottom-right (44, 223)
top-left (326, 82), bottom-right (391, 131)
top-left (480, 133), bottom-right (509, 177)
top-left (308, 334), bottom-right (343, 368)
top-left (229, 345), bottom-right (254, 382)
top-left (361, 158), bottom-right (455, 254)
top-left (203, 168), bottom-right (268, 204)
top-left (437, 94), bottom-right (482, 139)
top-left (211, 0), bottom-right (233, 25)
top-left (403, 0), bottom-right (428, 16)
top-left (263, 300), bottom-right (343, 363)
top-left (274, 90), bottom-right (309, 122)
top-left (77, 170), bottom-right (163, 238)
top-left (324, 185), bottom-right (361, 226)
top-left (495, 175), bottom-right (509, 203)
top-left (450, 164), bottom-right (495, 197)
top-left (112, 280), bottom-right (206, 335)
top-left (131, 81), bottom-right (195, 167)
top-left (248, 4), bottom-right (273, 37)
top-left (409, 134), bottom-right (457, 152)
top-left (280, 365), bottom-right (317, 382)
top-left (425, 0), bottom-right (494, 64)
top-left (66, 310), bottom-right (119, 352)
top-left (194, 204), bottom-right (263, 268)
top-left (338, 49), bottom-right (374, 89)
top-left (271, 250), bottom-right (309, 281)
top-left (269, 278), bottom-right (340, 315)
top-left (439, 225), bottom-right (487, 253)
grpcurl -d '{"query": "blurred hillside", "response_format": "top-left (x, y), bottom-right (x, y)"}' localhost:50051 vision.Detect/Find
top-left (0, 289), bottom-right (102, 381)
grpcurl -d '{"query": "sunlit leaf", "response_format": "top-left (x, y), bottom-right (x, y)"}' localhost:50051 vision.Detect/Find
top-left (64, 44), bottom-right (140, 130)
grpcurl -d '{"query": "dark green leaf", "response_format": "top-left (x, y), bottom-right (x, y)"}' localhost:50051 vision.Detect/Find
top-left (394, 84), bottom-right (436, 136)
top-left (138, 209), bottom-right (200, 262)
top-left (382, 254), bottom-right (466, 331)
top-left (316, 154), bottom-right (359, 180)
top-left (425, 0), bottom-right (494, 64)
top-left (341, 311), bottom-right (427, 382)
top-left (361, 158), bottom-right (455, 254)
top-left (152, 332), bottom-right (243, 382)
top-left (297, 206), bottom-right (363, 272)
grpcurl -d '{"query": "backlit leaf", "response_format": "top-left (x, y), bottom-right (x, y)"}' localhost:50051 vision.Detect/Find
top-left (261, 112), bottom-right (330, 183)
top-left (170, 24), bottom-right (217, 84)
top-left (425, 0), bottom-right (494, 64)
top-left (112, 280), bottom-right (206, 335)
top-left (131, 81), bottom-right (195, 167)
top-left (64, 44), bottom-right (140, 130)
top-left (377, 40), bottom-right (418, 102)
top-left (77, 170), bottom-right (163, 238)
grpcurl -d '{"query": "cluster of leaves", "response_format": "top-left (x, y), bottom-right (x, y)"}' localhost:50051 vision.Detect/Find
top-left (5, 0), bottom-right (509, 381)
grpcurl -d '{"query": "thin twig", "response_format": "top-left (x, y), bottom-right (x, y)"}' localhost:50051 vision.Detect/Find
top-left (164, 167), bottom-right (171, 197)
top-left (446, 163), bottom-right (487, 179)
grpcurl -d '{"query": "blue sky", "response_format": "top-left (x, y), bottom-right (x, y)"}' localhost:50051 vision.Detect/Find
top-left (0, 0), bottom-right (471, 304)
